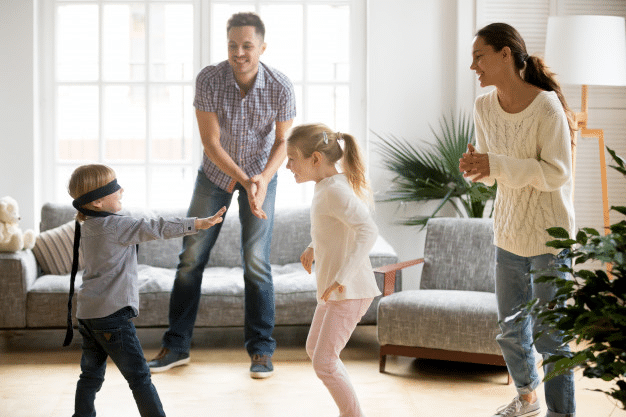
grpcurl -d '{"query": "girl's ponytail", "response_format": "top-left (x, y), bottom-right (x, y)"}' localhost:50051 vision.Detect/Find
top-left (339, 132), bottom-right (372, 204)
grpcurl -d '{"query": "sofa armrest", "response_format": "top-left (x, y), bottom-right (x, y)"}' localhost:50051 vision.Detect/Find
top-left (0, 250), bottom-right (39, 328)
top-left (373, 258), bottom-right (424, 296)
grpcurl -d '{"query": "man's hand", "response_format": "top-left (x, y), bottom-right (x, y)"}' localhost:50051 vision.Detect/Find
top-left (250, 174), bottom-right (269, 218)
top-left (195, 206), bottom-right (227, 230)
top-left (459, 143), bottom-right (490, 182)
top-left (321, 281), bottom-right (345, 302)
top-left (300, 247), bottom-right (314, 274)
top-left (243, 177), bottom-right (267, 219)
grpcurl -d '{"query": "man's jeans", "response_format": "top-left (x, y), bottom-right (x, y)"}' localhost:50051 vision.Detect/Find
top-left (74, 307), bottom-right (165, 417)
top-left (163, 170), bottom-right (277, 357)
top-left (495, 248), bottom-right (575, 417)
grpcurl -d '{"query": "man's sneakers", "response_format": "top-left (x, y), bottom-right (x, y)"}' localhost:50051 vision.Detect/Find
top-left (491, 396), bottom-right (540, 417)
top-left (147, 347), bottom-right (190, 373)
top-left (250, 354), bottom-right (273, 379)
top-left (147, 348), bottom-right (273, 379)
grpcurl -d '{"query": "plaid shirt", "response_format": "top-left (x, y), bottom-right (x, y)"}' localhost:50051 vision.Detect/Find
top-left (193, 60), bottom-right (296, 192)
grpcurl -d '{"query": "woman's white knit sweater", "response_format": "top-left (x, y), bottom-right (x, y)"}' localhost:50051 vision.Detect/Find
top-left (474, 89), bottom-right (575, 257)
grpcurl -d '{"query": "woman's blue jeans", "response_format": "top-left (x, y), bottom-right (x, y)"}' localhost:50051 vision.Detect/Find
top-left (74, 307), bottom-right (165, 417)
top-left (163, 170), bottom-right (277, 357)
top-left (495, 248), bottom-right (575, 417)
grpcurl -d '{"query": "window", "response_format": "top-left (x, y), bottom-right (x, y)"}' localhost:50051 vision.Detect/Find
top-left (42, 0), bottom-right (365, 210)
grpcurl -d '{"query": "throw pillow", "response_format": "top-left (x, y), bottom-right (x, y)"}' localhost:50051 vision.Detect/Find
top-left (32, 221), bottom-right (85, 275)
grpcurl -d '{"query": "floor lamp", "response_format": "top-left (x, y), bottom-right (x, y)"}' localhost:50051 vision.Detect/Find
top-left (545, 15), bottom-right (626, 236)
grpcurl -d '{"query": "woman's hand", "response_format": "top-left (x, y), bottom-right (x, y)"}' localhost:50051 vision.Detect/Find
top-left (459, 143), bottom-right (490, 182)
top-left (321, 281), bottom-right (345, 302)
top-left (195, 206), bottom-right (227, 230)
top-left (300, 247), bottom-right (314, 274)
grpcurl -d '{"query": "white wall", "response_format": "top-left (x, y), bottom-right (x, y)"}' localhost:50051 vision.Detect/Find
top-left (0, 0), bottom-right (39, 232)
top-left (368, 0), bottom-right (460, 288)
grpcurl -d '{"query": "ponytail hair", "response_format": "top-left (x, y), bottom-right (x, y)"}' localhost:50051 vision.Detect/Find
top-left (476, 23), bottom-right (576, 144)
top-left (286, 123), bottom-right (372, 204)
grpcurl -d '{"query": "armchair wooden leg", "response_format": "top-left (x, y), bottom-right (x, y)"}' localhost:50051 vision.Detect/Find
top-left (379, 352), bottom-right (387, 373)
top-left (507, 373), bottom-right (512, 385)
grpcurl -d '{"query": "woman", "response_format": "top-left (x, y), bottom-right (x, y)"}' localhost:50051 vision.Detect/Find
top-left (459, 23), bottom-right (576, 417)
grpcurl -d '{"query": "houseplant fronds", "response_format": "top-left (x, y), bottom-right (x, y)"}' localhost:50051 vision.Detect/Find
top-left (374, 111), bottom-right (496, 227)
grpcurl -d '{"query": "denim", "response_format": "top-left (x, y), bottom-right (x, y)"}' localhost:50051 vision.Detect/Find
top-left (495, 248), bottom-right (575, 417)
top-left (74, 307), bottom-right (165, 417)
top-left (163, 170), bottom-right (277, 356)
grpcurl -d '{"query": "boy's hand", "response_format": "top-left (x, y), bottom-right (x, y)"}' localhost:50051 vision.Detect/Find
top-left (321, 281), bottom-right (345, 302)
top-left (195, 206), bottom-right (227, 230)
top-left (300, 247), bottom-right (314, 274)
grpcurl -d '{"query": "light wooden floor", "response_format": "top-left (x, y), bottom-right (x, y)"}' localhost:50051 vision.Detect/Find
top-left (1, 326), bottom-right (624, 417)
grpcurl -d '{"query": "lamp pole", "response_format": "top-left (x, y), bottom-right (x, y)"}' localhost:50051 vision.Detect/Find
top-left (574, 84), bottom-right (611, 236)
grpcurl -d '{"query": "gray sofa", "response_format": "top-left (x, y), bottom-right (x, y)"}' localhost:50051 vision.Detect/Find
top-left (0, 203), bottom-right (398, 330)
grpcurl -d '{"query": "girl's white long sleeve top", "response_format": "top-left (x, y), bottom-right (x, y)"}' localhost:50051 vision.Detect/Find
top-left (473, 89), bottom-right (575, 257)
top-left (309, 174), bottom-right (382, 302)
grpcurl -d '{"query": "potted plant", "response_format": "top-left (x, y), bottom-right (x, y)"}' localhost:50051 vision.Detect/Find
top-left (374, 112), bottom-right (496, 228)
top-left (526, 147), bottom-right (626, 410)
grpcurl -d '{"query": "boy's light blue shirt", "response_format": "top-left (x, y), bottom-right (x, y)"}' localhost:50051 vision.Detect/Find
top-left (76, 215), bottom-right (197, 319)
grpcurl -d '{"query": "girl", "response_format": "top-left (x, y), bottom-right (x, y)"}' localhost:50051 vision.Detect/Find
top-left (67, 164), bottom-right (225, 417)
top-left (286, 124), bottom-right (381, 417)
top-left (459, 23), bottom-right (576, 417)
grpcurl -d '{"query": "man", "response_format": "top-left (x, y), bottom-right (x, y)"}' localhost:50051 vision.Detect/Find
top-left (148, 12), bottom-right (296, 379)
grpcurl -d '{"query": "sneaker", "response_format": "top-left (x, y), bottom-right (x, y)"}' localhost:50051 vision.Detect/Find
top-left (491, 397), bottom-right (540, 417)
top-left (250, 354), bottom-right (273, 379)
top-left (147, 347), bottom-right (190, 373)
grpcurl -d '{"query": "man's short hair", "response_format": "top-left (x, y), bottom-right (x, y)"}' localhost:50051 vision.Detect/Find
top-left (227, 12), bottom-right (265, 40)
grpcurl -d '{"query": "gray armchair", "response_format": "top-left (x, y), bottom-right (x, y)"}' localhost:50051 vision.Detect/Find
top-left (375, 217), bottom-right (510, 384)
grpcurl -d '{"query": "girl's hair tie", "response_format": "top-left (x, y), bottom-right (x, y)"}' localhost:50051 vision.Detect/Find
top-left (336, 132), bottom-right (343, 141)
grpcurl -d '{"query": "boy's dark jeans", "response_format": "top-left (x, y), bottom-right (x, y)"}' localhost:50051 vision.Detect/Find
top-left (74, 307), bottom-right (165, 417)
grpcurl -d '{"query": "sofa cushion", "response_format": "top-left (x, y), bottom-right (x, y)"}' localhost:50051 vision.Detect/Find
top-left (26, 264), bottom-right (320, 328)
top-left (26, 262), bottom-right (388, 328)
top-left (420, 218), bottom-right (496, 293)
top-left (377, 289), bottom-right (502, 356)
top-left (31, 221), bottom-right (84, 275)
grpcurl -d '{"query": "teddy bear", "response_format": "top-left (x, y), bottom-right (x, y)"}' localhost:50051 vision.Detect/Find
top-left (0, 196), bottom-right (36, 252)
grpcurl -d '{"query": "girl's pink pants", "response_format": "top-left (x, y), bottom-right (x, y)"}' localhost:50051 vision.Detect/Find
top-left (306, 298), bottom-right (373, 417)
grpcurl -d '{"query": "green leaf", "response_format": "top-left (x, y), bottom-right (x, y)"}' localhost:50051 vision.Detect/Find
top-left (546, 240), bottom-right (574, 249)
top-left (581, 228), bottom-right (600, 238)
top-left (612, 206), bottom-right (626, 217)
top-left (607, 146), bottom-right (626, 169)
top-left (547, 227), bottom-right (570, 239)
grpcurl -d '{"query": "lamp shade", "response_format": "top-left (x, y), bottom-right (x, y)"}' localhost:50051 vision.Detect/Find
top-left (545, 15), bottom-right (626, 86)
